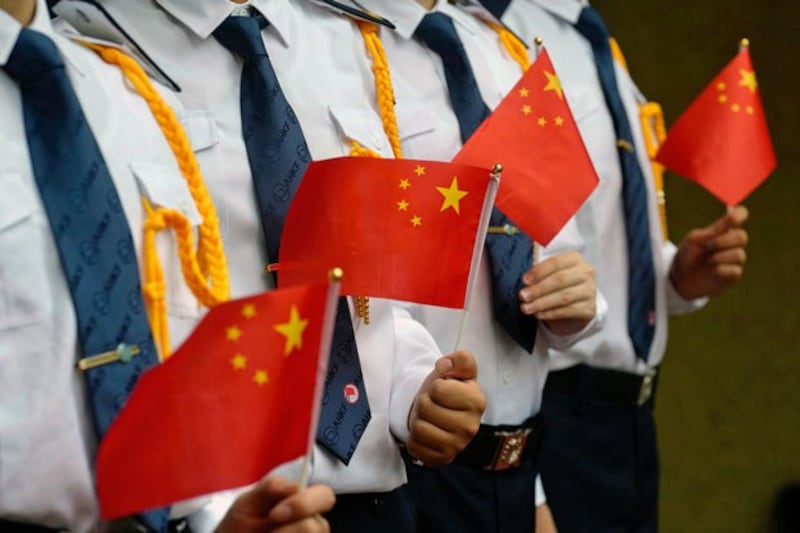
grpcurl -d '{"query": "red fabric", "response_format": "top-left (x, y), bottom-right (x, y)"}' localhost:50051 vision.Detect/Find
top-left (96, 283), bottom-right (330, 519)
top-left (656, 48), bottom-right (776, 205)
top-left (454, 49), bottom-right (598, 245)
top-left (277, 157), bottom-right (492, 309)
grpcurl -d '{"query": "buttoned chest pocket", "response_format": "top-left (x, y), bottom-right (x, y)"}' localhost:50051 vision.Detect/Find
top-left (0, 171), bottom-right (49, 331)
top-left (329, 104), bottom-right (395, 158)
top-left (130, 162), bottom-right (203, 320)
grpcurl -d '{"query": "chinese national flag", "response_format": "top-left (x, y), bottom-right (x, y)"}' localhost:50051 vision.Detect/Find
top-left (96, 282), bottom-right (336, 519)
top-left (656, 47), bottom-right (776, 205)
top-left (277, 157), bottom-right (497, 309)
top-left (454, 48), bottom-right (598, 245)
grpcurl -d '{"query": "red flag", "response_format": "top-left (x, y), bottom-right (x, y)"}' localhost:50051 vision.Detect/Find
top-left (656, 47), bottom-right (776, 205)
top-left (454, 48), bottom-right (598, 245)
top-left (96, 282), bottom-right (337, 519)
top-left (276, 157), bottom-right (498, 309)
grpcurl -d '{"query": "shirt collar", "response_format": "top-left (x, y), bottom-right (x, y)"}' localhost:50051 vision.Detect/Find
top-left (153, 0), bottom-right (292, 47)
top-left (527, 0), bottom-right (587, 24)
top-left (357, 0), bottom-right (481, 40)
top-left (0, 0), bottom-right (53, 65)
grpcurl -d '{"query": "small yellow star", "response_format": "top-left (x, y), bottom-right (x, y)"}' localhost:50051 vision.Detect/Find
top-left (397, 199), bottom-right (409, 211)
top-left (739, 69), bottom-right (758, 94)
top-left (731, 103), bottom-right (741, 113)
top-left (253, 369), bottom-right (269, 386)
top-left (522, 104), bottom-right (532, 116)
top-left (543, 70), bottom-right (564, 100)
top-left (436, 177), bottom-right (469, 215)
top-left (554, 116), bottom-right (565, 126)
top-left (414, 165), bottom-right (426, 177)
top-left (519, 87), bottom-right (530, 98)
top-left (274, 305), bottom-right (309, 356)
top-left (717, 82), bottom-right (727, 91)
top-left (226, 326), bottom-right (242, 341)
top-left (746, 105), bottom-right (754, 114)
top-left (241, 304), bottom-right (256, 319)
top-left (399, 178), bottom-right (411, 190)
top-left (718, 94), bottom-right (728, 104)
top-left (537, 117), bottom-right (547, 127)
top-left (410, 215), bottom-right (422, 227)
top-left (231, 353), bottom-right (247, 370)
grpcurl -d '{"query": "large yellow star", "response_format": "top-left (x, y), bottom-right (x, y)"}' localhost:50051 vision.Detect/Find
top-left (253, 369), bottom-right (269, 386)
top-left (241, 304), bottom-right (257, 319)
top-left (274, 305), bottom-right (309, 356)
top-left (739, 69), bottom-right (758, 93)
top-left (231, 353), bottom-right (247, 370)
top-left (543, 70), bottom-right (564, 100)
top-left (226, 326), bottom-right (242, 341)
top-left (436, 177), bottom-right (469, 215)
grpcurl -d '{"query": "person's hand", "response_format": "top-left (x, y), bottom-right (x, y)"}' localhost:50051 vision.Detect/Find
top-left (518, 251), bottom-right (596, 335)
top-left (406, 351), bottom-right (486, 466)
top-left (535, 503), bottom-right (558, 533)
top-left (670, 205), bottom-right (749, 300)
top-left (216, 476), bottom-right (335, 532)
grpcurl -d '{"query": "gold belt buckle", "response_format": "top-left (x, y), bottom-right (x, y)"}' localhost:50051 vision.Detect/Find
top-left (488, 428), bottom-right (532, 471)
top-left (636, 369), bottom-right (658, 406)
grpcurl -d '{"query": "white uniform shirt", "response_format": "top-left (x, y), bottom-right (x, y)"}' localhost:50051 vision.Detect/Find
top-left (0, 1), bottom-right (206, 529)
top-left (499, 0), bottom-right (705, 374)
top-left (356, 0), bottom-right (606, 426)
top-left (95, 0), bottom-right (439, 504)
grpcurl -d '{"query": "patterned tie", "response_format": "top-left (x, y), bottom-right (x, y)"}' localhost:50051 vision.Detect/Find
top-left (213, 12), bottom-right (370, 463)
top-left (414, 12), bottom-right (538, 352)
top-left (478, 0), bottom-right (512, 19)
top-left (574, 6), bottom-right (656, 361)
top-left (3, 29), bottom-right (168, 531)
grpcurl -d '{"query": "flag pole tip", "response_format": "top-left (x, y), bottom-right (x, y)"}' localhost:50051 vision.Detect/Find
top-left (739, 37), bottom-right (750, 49)
top-left (330, 267), bottom-right (344, 281)
top-left (534, 36), bottom-right (544, 46)
top-left (492, 163), bottom-right (503, 174)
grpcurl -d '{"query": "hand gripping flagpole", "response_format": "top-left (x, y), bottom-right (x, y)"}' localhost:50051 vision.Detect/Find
top-left (298, 267), bottom-right (343, 489)
top-left (454, 165), bottom-right (502, 351)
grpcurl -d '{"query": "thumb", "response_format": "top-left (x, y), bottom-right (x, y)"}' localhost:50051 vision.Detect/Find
top-left (435, 350), bottom-right (478, 381)
top-left (685, 211), bottom-right (738, 246)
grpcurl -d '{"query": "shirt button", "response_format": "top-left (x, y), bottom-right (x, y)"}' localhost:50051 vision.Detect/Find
top-left (502, 371), bottom-right (513, 385)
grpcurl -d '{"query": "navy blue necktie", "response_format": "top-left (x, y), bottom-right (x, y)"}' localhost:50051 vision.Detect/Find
top-left (479, 0), bottom-right (512, 19)
top-left (414, 12), bottom-right (538, 352)
top-left (3, 29), bottom-right (167, 531)
top-left (574, 6), bottom-right (656, 361)
top-left (213, 13), bottom-right (370, 463)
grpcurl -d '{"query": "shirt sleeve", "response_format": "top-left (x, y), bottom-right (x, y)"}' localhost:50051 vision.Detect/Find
top-left (662, 240), bottom-right (709, 315)
top-left (388, 302), bottom-right (442, 443)
top-left (535, 474), bottom-right (547, 506)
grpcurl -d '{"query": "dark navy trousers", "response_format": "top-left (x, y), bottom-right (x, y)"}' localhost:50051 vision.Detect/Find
top-left (325, 487), bottom-right (417, 533)
top-left (538, 385), bottom-right (659, 533)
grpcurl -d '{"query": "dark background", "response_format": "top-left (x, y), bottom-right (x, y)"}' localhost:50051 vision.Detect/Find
top-left (594, 1), bottom-right (800, 531)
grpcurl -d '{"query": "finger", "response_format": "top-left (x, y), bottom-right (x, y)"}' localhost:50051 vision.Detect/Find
top-left (685, 206), bottom-right (749, 246)
top-left (266, 485), bottom-right (336, 525)
top-left (535, 302), bottom-right (595, 322)
top-left (435, 350), bottom-right (478, 380)
top-left (523, 252), bottom-right (579, 284)
top-left (520, 284), bottom-right (593, 315)
top-left (406, 436), bottom-right (450, 467)
top-left (710, 247), bottom-right (747, 267)
top-left (234, 476), bottom-right (297, 518)
top-left (725, 205), bottom-right (749, 227)
top-left (714, 263), bottom-right (744, 282)
top-left (426, 379), bottom-right (486, 413)
top-left (408, 415), bottom-right (463, 453)
top-left (519, 267), bottom-right (587, 304)
top-left (709, 228), bottom-right (748, 251)
top-left (413, 394), bottom-right (483, 442)
top-left (272, 514), bottom-right (331, 533)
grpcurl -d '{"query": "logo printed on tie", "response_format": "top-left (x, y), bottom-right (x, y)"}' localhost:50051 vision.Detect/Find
top-left (343, 383), bottom-right (359, 404)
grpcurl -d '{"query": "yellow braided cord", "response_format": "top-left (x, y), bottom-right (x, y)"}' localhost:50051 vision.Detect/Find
top-left (356, 21), bottom-right (404, 159)
top-left (640, 102), bottom-right (669, 241)
top-left (140, 198), bottom-right (170, 359)
top-left (89, 44), bottom-right (230, 303)
top-left (609, 37), bottom-right (629, 73)
top-left (484, 20), bottom-right (530, 73)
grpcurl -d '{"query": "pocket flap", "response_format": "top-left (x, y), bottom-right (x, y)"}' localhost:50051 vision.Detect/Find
top-left (181, 110), bottom-right (219, 152)
top-left (328, 103), bottom-right (392, 156)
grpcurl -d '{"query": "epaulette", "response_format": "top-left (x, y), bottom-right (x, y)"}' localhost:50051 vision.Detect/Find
top-left (307, 0), bottom-right (396, 29)
top-left (52, 0), bottom-right (180, 92)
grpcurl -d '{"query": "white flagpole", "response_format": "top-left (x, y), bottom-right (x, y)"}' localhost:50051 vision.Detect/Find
top-left (454, 165), bottom-right (502, 351)
top-left (530, 37), bottom-right (545, 266)
top-left (298, 268), bottom-right (342, 489)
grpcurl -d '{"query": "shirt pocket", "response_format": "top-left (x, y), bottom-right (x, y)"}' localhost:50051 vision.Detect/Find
top-left (395, 100), bottom-right (436, 143)
top-left (129, 161), bottom-right (203, 319)
top-left (328, 103), bottom-right (394, 157)
top-left (0, 170), bottom-right (47, 331)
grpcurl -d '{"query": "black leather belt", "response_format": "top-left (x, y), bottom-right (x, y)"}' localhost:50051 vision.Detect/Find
top-left (454, 415), bottom-right (542, 471)
top-left (0, 518), bottom-right (58, 532)
top-left (545, 364), bottom-right (659, 407)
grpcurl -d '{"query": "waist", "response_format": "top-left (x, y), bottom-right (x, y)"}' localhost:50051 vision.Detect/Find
top-left (544, 364), bottom-right (659, 408)
top-left (454, 415), bottom-right (543, 471)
